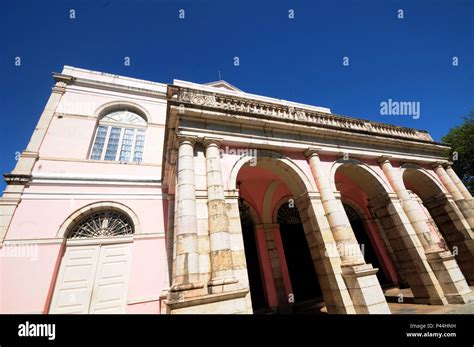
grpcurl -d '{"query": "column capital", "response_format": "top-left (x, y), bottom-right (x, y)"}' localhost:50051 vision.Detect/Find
top-left (376, 155), bottom-right (392, 164)
top-left (52, 73), bottom-right (74, 94)
top-left (430, 161), bottom-right (446, 169)
top-left (442, 161), bottom-right (454, 169)
top-left (176, 135), bottom-right (198, 147)
top-left (203, 137), bottom-right (223, 148)
top-left (304, 147), bottom-right (323, 159)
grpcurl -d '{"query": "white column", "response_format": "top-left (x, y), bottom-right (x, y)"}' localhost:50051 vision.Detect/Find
top-left (305, 148), bottom-right (365, 266)
top-left (379, 157), bottom-right (442, 252)
top-left (445, 164), bottom-right (473, 201)
top-left (203, 138), bottom-right (237, 292)
top-left (170, 136), bottom-right (203, 292)
top-left (432, 162), bottom-right (474, 229)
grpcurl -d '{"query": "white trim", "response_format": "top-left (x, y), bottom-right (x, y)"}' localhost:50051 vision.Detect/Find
top-left (3, 234), bottom-right (165, 246)
top-left (3, 238), bottom-right (63, 245)
top-left (127, 295), bottom-right (161, 305)
top-left (21, 196), bottom-right (165, 200)
top-left (32, 172), bottom-right (161, 182)
top-left (133, 233), bottom-right (165, 240)
top-left (66, 236), bottom-right (134, 246)
top-left (22, 192), bottom-right (165, 197)
top-left (62, 65), bottom-right (168, 91)
top-left (115, 126), bottom-right (125, 161)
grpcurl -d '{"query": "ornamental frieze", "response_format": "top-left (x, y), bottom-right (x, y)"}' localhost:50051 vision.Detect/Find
top-left (169, 86), bottom-right (433, 142)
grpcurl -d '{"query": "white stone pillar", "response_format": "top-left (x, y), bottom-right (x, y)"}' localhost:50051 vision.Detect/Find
top-left (432, 162), bottom-right (474, 229)
top-left (305, 148), bottom-right (390, 314)
top-left (379, 156), bottom-right (473, 304)
top-left (379, 157), bottom-right (442, 252)
top-left (304, 148), bottom-right (365, 266)
top-left (170, 136), bottom-right (204, 293)
top-left (445, 164), bottom-right (473, 201)
top-left (203, 138), bottom-right (238, 293)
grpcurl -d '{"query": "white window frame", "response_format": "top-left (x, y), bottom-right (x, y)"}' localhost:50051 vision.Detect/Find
top-left (90, 110), bottom-right (147, 163)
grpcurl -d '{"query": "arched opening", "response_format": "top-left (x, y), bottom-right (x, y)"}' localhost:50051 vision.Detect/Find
top-left (334, 162), bottom-right (399, 288)
top-left (49, 208), bottom-right (135, 314)
top-left (342, 203), bottom-right (390, 285)
top-left (234, 155), bottom-right (327, 313)
top-left (277, 202), bottom-right (322, 305)
top-left (403, 167), bottom-right (474, 284)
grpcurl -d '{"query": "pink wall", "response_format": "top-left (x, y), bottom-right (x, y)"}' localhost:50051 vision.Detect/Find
top-left (126, 237), bottom-right (167, 314)
top-left (0, 243), bottom-right (63, 313)
top-left (1, 83), bottom-right (169, 313)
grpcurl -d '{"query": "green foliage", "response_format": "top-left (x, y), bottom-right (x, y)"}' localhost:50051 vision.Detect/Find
top-left (441, 111), bottom-right (474, 193)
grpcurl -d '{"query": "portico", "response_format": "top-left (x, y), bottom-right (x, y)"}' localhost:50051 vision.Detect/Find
top-left (161, 80), bottom-right (473, 313)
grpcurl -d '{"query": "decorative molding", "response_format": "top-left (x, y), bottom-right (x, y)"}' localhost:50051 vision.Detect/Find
top-left (3, 174), bottom-right (32, 185)
top-left (168, 85), bottom-right (436, 143)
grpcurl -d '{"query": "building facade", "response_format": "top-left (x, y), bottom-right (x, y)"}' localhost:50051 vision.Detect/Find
top-left (0, 66), bottom-right (473, 314)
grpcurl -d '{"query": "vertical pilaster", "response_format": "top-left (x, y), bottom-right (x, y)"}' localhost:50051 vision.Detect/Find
top-left (0, 76), bottom-right (70, 246)
top-left (203, 138), bottom-right (238, 293)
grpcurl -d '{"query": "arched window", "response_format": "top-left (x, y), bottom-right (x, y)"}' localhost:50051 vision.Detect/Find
top-left (90, 110), bottom-right (147, 163)
top-left (68, 210), bottom-right (134, 239)
top-left (277, 202), bottom-right (301, 224)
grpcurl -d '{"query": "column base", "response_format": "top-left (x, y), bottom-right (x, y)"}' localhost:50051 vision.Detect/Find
top-left (164, 288), bottom-right (250, 314)
top-left (426, 250), bottom-right (473, 304)
top-left (207, 277), bottom-right (239, 294)
top-left (413, 297), bottom-right (448, 305)
top-left (341, 264), bottom-right (391, 314)
top-left (169, 281), bottom-right (205, 301)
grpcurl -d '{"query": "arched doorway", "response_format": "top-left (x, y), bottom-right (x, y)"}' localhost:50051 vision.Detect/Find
top-left (343, 203), bottom-right (390, 285)
top-left (234, 156), bottom-right (333, 313)
top-left (333, 162), bottom-right (399, 287)
top-left (49, 209), bottom-right (134, 314)
top-left (277, 202), bottom-right (322, 306)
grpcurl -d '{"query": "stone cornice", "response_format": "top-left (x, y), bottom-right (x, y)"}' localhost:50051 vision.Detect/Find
top-left (168, 85), bottom-right (440, 145)
top-left (52, 72), bottom-right (167, 98)
top-left (3, 174), bottom-right (32, 185)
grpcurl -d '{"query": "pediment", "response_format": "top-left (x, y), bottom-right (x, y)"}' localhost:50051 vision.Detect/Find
top-left (205, 80), bottom-right (242, 92)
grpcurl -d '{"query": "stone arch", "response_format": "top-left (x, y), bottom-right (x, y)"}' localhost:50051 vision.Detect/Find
top-left (231, 151), bottom-right (358, 313)
top-left (94, 100), bottom-right (150, 123)
top-left (228, 151), bottom-right (316, 194)
top-left (330, 158), bottom-right (392, 196)
top-left (262, 181), bottom-right (281, 224)
top-left (401, 164), bottom-right (474, 284)
top-left (57, 201), bottom-right (141, 238)
top-left (400, 163), bottom-right (448, 199)
top-left (341, 196), bottom-right (371, 222)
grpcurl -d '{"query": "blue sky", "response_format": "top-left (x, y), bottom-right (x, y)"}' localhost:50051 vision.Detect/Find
top-left (0, 0), bottom-right (473, 192)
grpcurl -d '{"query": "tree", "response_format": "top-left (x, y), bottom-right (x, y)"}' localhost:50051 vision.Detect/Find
top-left (441, 110), bottom-right (474, 194)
